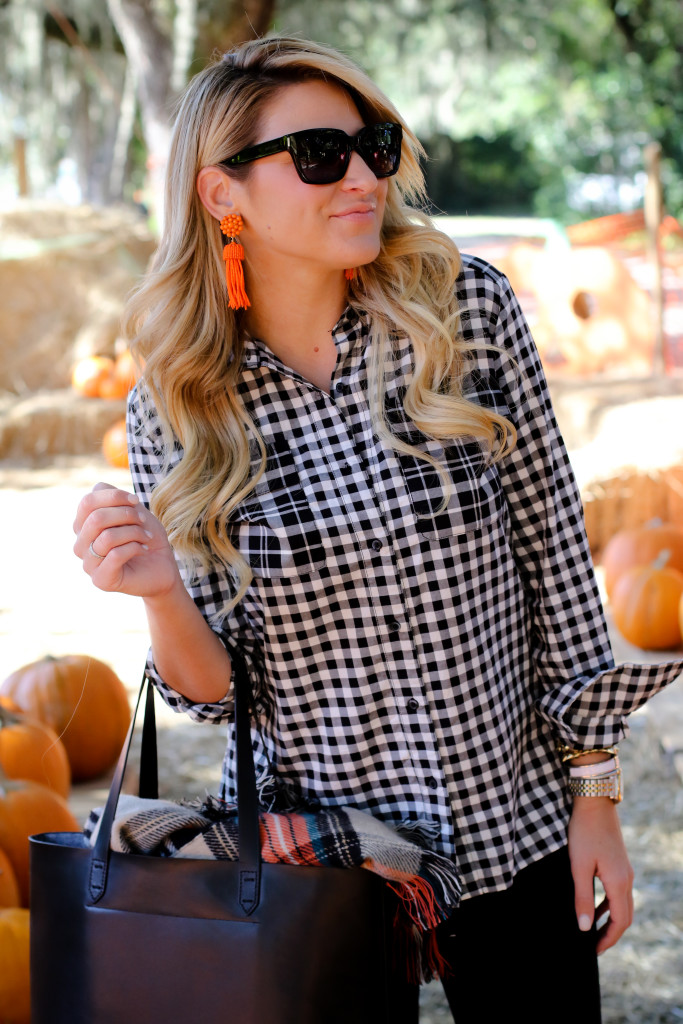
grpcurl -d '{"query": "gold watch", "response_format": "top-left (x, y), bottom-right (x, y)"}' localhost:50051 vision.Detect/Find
top-left (567, 759), bottom-right (622, 804)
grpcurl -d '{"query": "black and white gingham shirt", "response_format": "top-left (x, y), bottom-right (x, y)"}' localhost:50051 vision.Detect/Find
top-left (128, 255), bottom-right (683, 899)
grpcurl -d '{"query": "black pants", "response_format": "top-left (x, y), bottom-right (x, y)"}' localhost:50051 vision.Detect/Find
top-left (389, 846), bottom-right (602, 1023)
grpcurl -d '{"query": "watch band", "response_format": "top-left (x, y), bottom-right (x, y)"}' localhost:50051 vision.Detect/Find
top-left (567, 767), bottom-right (622, 803)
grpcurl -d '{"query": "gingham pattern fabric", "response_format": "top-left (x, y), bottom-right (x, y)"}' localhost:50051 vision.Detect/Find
top-left (127, 254), bottom-right (683, 899)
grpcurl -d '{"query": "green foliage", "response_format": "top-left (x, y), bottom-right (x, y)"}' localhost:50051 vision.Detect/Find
top-left (421, 132), bottom-right (553, 216)
top-left (0, 0), bottom-right (680, 220)
top-left (274, 0), bottom-right (683, 221)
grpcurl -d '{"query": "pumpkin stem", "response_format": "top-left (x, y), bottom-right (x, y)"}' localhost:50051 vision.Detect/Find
top-left (652, 549), bottom-right (671, 570)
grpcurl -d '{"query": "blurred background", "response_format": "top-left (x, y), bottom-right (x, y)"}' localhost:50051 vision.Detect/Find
top-left (1, 0), bottom-right (683, 507)
top-left (2, 0), bottom-right (683, 222)
top-left (1, 4), bottom-right (682, 1021)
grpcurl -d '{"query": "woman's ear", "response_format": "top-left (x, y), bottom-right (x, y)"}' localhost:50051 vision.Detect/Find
top-left (196, 166), bottom-right (237, 220)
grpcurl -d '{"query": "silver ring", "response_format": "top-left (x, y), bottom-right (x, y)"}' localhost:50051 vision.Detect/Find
top-left (89, 541), bottom-right (104, 560)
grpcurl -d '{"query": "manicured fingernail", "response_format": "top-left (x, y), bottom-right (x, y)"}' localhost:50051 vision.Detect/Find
top-left (144, 530), bottom-right (153, 538)
top-left (128, 493), bottom-right (139, 504)
top-left (579, 914), bottom-right (592, 932)
top-left (141, 544), bottom-right (149, 551)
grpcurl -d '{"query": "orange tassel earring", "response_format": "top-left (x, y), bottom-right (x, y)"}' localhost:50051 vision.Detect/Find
top-left (220, 213), bottom-right (251, 310)
top-left (344, 268), bottom-right (357, 282)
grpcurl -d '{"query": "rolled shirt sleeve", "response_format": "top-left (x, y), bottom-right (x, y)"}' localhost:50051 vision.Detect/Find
top-left (484, 271), bottom-right (683, 748)
top-left (536, 660), bottom-right (683, 748)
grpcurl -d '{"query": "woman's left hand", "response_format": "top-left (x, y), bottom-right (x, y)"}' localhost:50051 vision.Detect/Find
top-left (567, 796), bottom-right (634, 954)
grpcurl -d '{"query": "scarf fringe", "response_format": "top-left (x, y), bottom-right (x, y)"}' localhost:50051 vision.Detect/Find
top-left (385, 862), bottom-right (460, 983)
top-left (394, 818), bottom-right (440, 849)
top-left (391, 915), bottom-right (452, 985)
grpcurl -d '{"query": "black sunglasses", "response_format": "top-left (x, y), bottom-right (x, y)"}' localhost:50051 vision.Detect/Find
top-left (221, 122), bottom-right (403, 185)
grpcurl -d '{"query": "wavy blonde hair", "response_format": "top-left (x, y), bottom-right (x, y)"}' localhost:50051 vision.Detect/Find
top-left (124, 36), bottom-right (515, 612)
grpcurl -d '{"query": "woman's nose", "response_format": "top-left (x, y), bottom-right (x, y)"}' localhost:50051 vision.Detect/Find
top-left (341, 149), bottom-right (378, 191)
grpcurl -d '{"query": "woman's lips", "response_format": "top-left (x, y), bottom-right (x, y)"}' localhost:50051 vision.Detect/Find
top-left (332, 205), bottom-right (377, 219)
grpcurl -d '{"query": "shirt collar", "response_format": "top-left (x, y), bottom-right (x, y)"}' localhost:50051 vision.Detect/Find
top-left (241, 304), bottom-right (369, 371)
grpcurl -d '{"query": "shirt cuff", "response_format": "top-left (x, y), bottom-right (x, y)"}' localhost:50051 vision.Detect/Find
top-left (144, 645), bottom-right (234, 724)
top-left (535, 659), bottom-right (683, 748)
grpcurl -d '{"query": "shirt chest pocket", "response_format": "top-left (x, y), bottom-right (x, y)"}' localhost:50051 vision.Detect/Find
top-left (229, 438), bottom-right (326, 578)
top-left (396, 435), bottom-right (504, 537)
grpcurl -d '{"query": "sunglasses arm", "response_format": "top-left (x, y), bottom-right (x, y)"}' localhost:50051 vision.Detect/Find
top-left (222, 136), bottom-right (290, 168)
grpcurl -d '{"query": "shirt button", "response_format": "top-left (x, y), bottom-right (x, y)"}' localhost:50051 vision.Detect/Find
top-left (334, 381), bottom-right (350, 396)
top-left (406, 698), bottom-right (419, 712)
top-left (388, 619), bottom-right (402, 633)
top-left (370, 538), bottom-right (383, 552)
top-left (426, 777), bottom-right (439, 791)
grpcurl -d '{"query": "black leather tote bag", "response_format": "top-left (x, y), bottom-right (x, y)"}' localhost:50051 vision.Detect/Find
top-left (29, 659), bottom-right (398, 1024)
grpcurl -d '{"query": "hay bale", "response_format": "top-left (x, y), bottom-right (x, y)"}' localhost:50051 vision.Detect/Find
top-left (582, 468), bottom-right (683, 556)
top-left (0, 390), bottom-right (127, 459)
top-left (0, 201), bottom-right (155, 394)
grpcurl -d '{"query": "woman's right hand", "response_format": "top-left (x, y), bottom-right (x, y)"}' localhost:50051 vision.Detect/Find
top-left (73, 481), bottom-right (182, 600)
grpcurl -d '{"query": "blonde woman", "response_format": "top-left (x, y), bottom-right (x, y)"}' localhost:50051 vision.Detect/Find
top-left (73, 37), bottom-right (682, 1022)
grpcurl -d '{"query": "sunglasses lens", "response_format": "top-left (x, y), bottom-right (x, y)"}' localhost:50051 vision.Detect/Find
top-left (291, 124), bottom-right (402, 184)
top-left (359, 124), bottom-right (402, 178)
top-left (294, 130), bottom-right (349, 184)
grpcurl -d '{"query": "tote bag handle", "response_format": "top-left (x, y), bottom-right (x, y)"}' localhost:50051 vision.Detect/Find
top-left (88, 650), bottom-right (262, 915)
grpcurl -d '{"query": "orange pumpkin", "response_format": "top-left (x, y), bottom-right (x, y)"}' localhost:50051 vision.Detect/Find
top-left (71, 356), bottom-right (115, 398)
top-left (98, 372), bottom-right (130, 400)
top-left (611, 553), bottom-right (683, 650)
top-left (601, 521), bottom-right (683, 599)
top-left (102, 418), bottom-right (129, 469)
top-left (0, 774), bottom-right (79, 905)
top-left (0, 907), bottom-right (30, 1023)
top-left (1, 655), bottom-right (130, 783)
top-left (0, 701), bottom-right (71, 799)
top-left (0, 846), bottom-right (20, 908)
top-left (114, 348), bottom-right (140, 391)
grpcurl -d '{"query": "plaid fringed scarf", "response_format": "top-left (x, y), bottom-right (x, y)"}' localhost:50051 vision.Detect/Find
top-left (85, 795), bottom-right (462, 982)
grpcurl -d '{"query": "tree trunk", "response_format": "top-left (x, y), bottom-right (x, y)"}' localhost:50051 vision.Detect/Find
top-left (106, 0), bottom-right (277, 230)
top-left (196, 0), bottom-right (277, 59)
top-left (225, 0), bottom-right (277, 46)
top-left (74, 63), bottom-right (93, 202)
top-left (644, 142), bottom-right (665, 376)
top-left (106, 0), bottom-right (174, 229)
top-left (13, 136), bottom-right (30, 197)
top-left (172, 0), bottom-right (198, 93)
top-left (109, 57), bottom-right (138, 202)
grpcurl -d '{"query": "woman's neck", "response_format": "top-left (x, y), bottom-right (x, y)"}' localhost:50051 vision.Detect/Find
top-left (243, 263), bottom-right (348, 393)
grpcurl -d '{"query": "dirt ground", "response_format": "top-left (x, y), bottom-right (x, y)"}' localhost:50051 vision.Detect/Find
top-left (1, 455), bottom-right (682, 1023)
